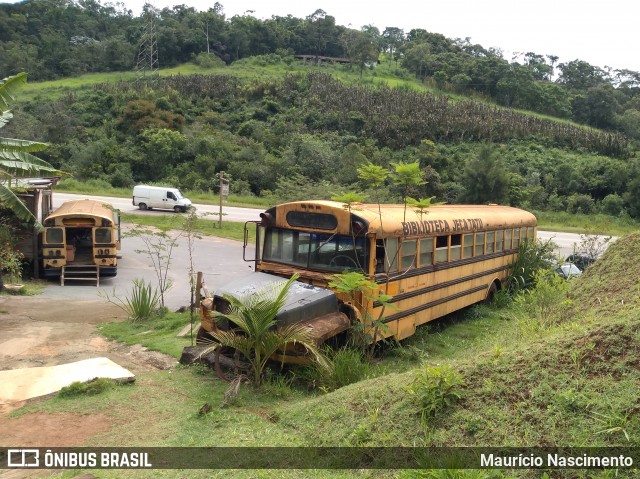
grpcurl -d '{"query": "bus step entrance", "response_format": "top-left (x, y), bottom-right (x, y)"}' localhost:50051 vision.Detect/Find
top-left (61, 264), bottom-right (100, 287)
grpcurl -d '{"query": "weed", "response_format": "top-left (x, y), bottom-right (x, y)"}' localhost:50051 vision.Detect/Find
top-left (554, 388), bottom-right (592, 413)
top-left (569, 341), bottom-right (596, 371)
top-left (344, 406), bottom-right (380, 446)
top-left (514, 269), bottom-right (572, 327)
top-left (592, 410), bottom-right (632, 442)
top-left (58, 378), bottom-right (118, 398)
top-left (100, 278), bottom-right (161, 323)
top-left (263, 372), bottom-right (295, 399)
top-left (304, 347), bottom-right (370, 391)
top-left (406, 365), bottom-right (464, 423)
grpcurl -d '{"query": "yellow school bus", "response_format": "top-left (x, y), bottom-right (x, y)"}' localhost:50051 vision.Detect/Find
top-left (200, 200), bottom-right (536, 361)
top-left (41, 199), bottom-right (121, 284)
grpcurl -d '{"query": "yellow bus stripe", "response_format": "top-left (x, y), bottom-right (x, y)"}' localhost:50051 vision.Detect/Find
top-left (381, 284), bottom-right (488, 323)
top-left (374, 265), bottom-right (509, 306)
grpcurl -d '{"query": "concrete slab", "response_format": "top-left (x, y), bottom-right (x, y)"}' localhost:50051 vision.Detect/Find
top-left (0, 357), bottom-right (135, 403)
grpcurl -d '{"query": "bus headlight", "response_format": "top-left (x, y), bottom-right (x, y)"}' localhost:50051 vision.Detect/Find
top-left (56, 250), bottom-right (60, 255)
top-left (98, 249), bottom-right (103, 255)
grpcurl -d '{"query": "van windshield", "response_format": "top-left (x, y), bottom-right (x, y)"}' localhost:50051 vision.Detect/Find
top-left (174, 191), bottom-right (183, 199)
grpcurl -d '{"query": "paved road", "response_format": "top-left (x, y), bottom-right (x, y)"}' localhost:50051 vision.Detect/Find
top-left (537, 230), bottom-right (616, 259)
top-left (37, 231), bottom-right (256, 310)
top-left (54, 193), bottom-right (265, 223)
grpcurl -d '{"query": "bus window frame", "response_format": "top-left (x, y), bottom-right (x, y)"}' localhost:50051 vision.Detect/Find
top-left (418, 237), bottom-right (434, 267)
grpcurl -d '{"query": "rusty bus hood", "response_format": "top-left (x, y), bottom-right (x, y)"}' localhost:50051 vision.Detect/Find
top-left (213, 272), bottom-right (350, 342)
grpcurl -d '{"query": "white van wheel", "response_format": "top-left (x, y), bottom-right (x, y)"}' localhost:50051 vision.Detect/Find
top-left (139, 203), bottom-right (147, 210)
top-left (174, 206), bottom-right (182, 213)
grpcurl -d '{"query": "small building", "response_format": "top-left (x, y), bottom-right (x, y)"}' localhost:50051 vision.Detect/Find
top-left (3, 176), bottom-right (60, 278)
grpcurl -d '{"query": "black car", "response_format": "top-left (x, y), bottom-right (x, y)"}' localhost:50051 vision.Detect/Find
top-left (565, 254), bottom-right (596, 271)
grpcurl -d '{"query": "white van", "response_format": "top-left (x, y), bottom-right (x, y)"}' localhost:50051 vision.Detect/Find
top-left (132, 185), bottom-right (192, 213)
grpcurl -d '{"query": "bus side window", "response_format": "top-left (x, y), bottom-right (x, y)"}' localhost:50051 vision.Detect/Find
top-left (435, 236), bottom-right (448, 263)
top-left (475, 232), bottom-right (485, 256)
top-left (450, 234), bottom-right (462, 260)
top-left (375, 240), bottom-right (385, 273)
top-left (513, 228), bottom-right (521, 249)
top-left (401, 239), bottom-right (416, 270)
top-left (528, 226), bottom-right (534, 239)
top-left (384, 238), bottom-right (398, 273)
top-left (505, 229), bottom-right (512, 249)
top-left (419, 238), bottom-right (433, 266)
top-left (496, 230), bottom-right (504, 251)
top-left (463, 234), bottom-right (473, 258)
top-left (486, 231), bottom-right (495, 254)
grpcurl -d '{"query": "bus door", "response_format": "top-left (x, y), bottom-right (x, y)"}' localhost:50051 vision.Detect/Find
top-left (42, 227), bottom-right (66, 268)
top-left (93, 226), bottom-right (116, 266)
top-left (113, 210), bottom-right (121, 250)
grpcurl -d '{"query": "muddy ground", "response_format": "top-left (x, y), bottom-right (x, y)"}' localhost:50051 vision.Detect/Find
top-left (0, 295), bottom-right (178, 451)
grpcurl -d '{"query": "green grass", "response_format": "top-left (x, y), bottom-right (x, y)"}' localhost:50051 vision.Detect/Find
top-left (98, 311), bottom-right (195, 359)
top-left (534, 210), bottom-right (640, 236)
top-left (120, 212), bottom-right (248, 242)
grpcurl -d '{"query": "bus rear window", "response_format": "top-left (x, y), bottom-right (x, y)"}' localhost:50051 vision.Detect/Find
top-left (46, 228), bottom-right (63, 244)
top-left (95, 228), bottom-right (112, 244)
top-left (286, 211), bottom-right (338, 230)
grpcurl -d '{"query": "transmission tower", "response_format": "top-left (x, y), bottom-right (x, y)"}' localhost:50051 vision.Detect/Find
top-left (136, 3), bottom-right (159, 79)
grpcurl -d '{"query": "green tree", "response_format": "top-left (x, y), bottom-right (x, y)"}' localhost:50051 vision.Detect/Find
top-left (390, 160), bottom-right (425, 218)
top-left (0, 73), bottom-right (59, 223)
top-left (382, 27), bottom-right (404, 65)
top-left (339, 29), bottom-right (379, 77)
top-left (207, 274), bottom-right (327, 386)
top-left (460, 145), bottom-right (509, 204)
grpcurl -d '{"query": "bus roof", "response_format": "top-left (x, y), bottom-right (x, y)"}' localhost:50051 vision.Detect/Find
top-left (273, 201), bottom-right (537, 237)
top-left (45, 199), bottom-right (116, 223)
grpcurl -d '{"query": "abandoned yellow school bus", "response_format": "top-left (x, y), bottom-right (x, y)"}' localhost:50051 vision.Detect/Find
top-left (41, 199), bottom-right (121, 284)
top-left (199, 200), bottom-right (536, 364)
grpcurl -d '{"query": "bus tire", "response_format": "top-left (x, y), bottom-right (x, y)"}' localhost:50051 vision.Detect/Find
top-left (139, 203), bottom-right (147, 210)
top-left (485, 281), bottom-right (499, 304)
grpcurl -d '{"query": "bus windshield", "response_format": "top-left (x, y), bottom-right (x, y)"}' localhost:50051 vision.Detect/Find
top-left (263, 227), bottom-right (368, 272)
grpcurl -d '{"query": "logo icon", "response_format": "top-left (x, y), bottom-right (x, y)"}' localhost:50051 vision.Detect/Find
top-left (7, 449), bottom-right (40, 468)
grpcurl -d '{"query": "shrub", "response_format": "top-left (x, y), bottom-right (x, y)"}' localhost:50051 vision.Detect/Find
top-left (406, 365), bottom-right (464, 423)
top-left (100, 278), bottom-right (161, 323)
top-left (192, 53), bottom-right (225, 69)
top-left (514, 269), bottom-right (572, 327)
top-left (600, 193), bottom-right (625, 216)
top-left (125, 279), bottom-right (161, 322)
top-left (313, 348), bottom-right (370, 391)
top-left (504, 239), bottom-right (557, 295)
top-left (566, 193), bottom-right (595, 214)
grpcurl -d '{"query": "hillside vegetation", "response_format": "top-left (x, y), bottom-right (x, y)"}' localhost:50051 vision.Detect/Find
top-left (3, 59), bottom-right (640, 225)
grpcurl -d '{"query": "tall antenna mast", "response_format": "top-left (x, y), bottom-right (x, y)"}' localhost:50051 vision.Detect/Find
top-left (136, 3), bottom-right (159, 79)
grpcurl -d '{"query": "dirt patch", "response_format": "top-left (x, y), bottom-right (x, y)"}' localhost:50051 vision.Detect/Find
top-left (0, 412), bottom-right (112, 447)
top-left (0, 295), bottom-right (178, 448)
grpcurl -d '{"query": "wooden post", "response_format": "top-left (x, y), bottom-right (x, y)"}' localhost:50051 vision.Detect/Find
top-left (195, 271), bottom-right (203, 306)
top-left (218, 171), bottom-right (224, 229)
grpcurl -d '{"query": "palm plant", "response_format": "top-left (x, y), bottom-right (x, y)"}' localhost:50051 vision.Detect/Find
top-left (1, 73), bottom-right (59, 223)
top-left (206, 274), bottom-right (328, 386)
